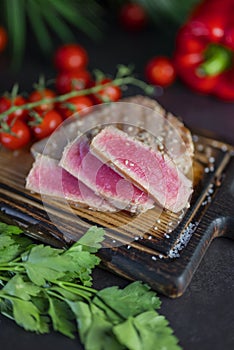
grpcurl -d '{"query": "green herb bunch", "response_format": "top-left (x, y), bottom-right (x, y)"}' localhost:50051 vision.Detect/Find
top-left (0, 222), bottom-right (182, 350)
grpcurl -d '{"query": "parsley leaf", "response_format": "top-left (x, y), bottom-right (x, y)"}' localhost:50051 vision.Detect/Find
top-left (93, 281), bottom-right (161, 321)
top-left (2, 274), bottom-right (41, 300)
top-left (0, 231), bottom-right (32, 264)
top-left (0, 222), bottom-right (23, 235)
top-left (76, 226), bottom-right (105, 253)
top-left (23, 245), bottom-right (69, 286)
top-left (48, 297), bottom-right (76, 339)
top-left (0, 222), bottom-right (182, 350)
top-left (133, 311), bottom-right (182, 350)
top-left (11, 298), bottom-right (49, 333)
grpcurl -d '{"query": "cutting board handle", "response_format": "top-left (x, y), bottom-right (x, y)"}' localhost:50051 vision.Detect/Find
top-left (211, 155), bottom-right (234, 240)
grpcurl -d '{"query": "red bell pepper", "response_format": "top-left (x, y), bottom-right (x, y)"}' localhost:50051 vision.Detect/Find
top-left (174, 0), bottom-right (234, 100)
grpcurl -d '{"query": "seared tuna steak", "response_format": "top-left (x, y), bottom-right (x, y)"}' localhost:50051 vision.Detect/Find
top-left (26, 155), bottom-right (115, 211)
top-left (124, 95), bottom-right (194, 176)
top-left (91, 126), bottom-right (193, 213)
top-left (60, 137), bottom-right (154, 213)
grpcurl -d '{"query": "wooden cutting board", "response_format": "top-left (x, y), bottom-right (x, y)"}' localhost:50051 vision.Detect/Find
top-left (0, 123), bottom-right (233, 298)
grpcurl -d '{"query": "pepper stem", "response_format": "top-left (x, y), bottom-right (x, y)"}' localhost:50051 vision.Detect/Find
top-left (198, 44), bottom-right (233, 77)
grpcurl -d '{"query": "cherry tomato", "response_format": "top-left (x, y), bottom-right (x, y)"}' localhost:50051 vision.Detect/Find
top-left (0, 120), bottom-right (31, 150)
top-left (0, 26), bottom-right (7, 52)
top-left (56, 70), bottom-right (91, 94)
top-left (28, 88), bottom-right (56, 113)
top-left (57, 96), bottom-right (93, 119)
top-left (119, 3), bottom-right (147, 32)
top-left (31, 110), bottom-right (63, 140)
top-left (145, 56), bottom-right (176, 87)
top-left (93, 79), bottom-right (122, 103)
top-left (0, 96), bottom-right (28, 123)
top-left (54, 44), bottom-right (88, 72)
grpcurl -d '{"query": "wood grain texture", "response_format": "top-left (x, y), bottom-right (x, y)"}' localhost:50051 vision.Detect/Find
top-left (0, 133), bottom-right (233, 297)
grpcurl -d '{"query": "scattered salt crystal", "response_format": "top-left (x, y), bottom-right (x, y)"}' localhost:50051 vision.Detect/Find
top-left (156, 219), bottom-right (161, 223)
top-left (148, 235), bottom-right (152, 240)
top-left (152, 256), bottom-right (157, 261)
top-left (159, 254), bottom-right (163, 259)
top-left (134, 236), bottom-right (139, 241)
top-left (112, 239), bottom-right (116, 243)
top-left (164, 234), bottom-right (170, 239)
top-left (154, 226), bottom-right (158, 231)
top-left (221, 145), bottom-right (228, 152)
top-left (193, 135), bottom-right (199, 142)
top-left (209, 157), bottom-right (215, 163)
top-left (129, 162), bottom-right (135, 167)
top-left (125, 160), bottom-right (129, 165)
top-left (197, 144), bottom-right (204, 151)
top-left (209, 166), bottom-right (214, 172)
top-left (204, 167), bottom-right (210, 173)
top-left (127, 245), bottom-right (131, 249)
top-left (159, 145), bottom-right (164, 151)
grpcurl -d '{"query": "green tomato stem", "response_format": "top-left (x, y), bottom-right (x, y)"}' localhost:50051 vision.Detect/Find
top-left (0, 76), bottom-right (154, 121)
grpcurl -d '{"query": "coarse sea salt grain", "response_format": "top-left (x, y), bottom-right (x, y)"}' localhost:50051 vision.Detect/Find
top-left (168, 222), bottom-right (198, 259)
top-left (221, 145), bottom-right (228, 152)
top-left (209, 157), bottom-right (215, 163)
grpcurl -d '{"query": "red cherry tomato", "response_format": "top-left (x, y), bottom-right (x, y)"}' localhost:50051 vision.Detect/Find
top-left (0, 26), bottom-right (7, 52)
top-left (54, 44), bottom-right (88, 72)
top-left (93, 79), bottom-right (122, 103)
top-left (0, 120), bottom-right (31, 150)
top-left (119, 3), bottom-right (147, 32)
top-left (28, 88), bottom-right (56, 113)
top-left (31, 110), bottom-right (63, 140)
top-left (57, 96), bottom-right (93, 119)
top-left (145, 56), bottom-right (176, 87)
top-left (56, 70), bottom-right (91, 94)
top-left (0, 96), bottom-right (28, 123)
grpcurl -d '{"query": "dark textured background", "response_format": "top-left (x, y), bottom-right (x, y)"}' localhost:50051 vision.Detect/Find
top-left (0, 18), bottom-right (233, 350)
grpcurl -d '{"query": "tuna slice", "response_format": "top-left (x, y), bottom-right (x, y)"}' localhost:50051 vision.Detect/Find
top-left (90, 126), bottom-right (193, 213)
top-left (59, 136), bottom-right (154, 213)
top-left (26, 155), bottom-right (115, 212)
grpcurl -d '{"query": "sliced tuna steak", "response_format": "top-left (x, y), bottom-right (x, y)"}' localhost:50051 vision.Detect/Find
top-left (90, 126), bottom-right (193, 213)
top-left (60, 137), bottom-right (154, 213)
top-left (26, 155), bottom-right (115, 212)
top-left (124, 95), bottom-right (194, 176)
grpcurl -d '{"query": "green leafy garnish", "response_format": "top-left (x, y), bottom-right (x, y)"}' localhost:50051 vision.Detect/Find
top-left (0, 222), bottom-right (182, 349)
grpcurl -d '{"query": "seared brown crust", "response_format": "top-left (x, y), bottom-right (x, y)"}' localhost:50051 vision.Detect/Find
top-left (123, 96), bottom-right (194, 176)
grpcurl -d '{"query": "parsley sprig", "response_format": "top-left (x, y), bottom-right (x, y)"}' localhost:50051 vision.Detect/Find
top-left (0, 222), bottom-right (182, 350)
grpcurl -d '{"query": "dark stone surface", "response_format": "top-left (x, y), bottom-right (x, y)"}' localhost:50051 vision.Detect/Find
top-left (0, 17), bottom-right (233, 350)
